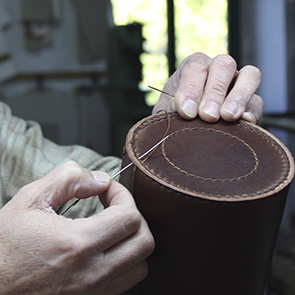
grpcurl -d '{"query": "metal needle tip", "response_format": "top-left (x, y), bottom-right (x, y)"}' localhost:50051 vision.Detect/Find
top-left (111, 134), bottom-right (170, 180)
top-left (148, 85), bottom-right (175, 98)
top-left (61, 134), bottom-right (170, 215)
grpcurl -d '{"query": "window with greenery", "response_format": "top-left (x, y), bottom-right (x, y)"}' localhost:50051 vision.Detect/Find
top-left (111, 0), bottom-right (228, 105)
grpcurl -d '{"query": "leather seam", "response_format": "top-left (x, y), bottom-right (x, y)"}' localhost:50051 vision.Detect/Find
top-left (129, 115), bottom-right (292, 199)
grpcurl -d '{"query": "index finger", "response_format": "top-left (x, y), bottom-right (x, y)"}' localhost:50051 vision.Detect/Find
top-left (198, 55), bottom-right (237, 122)
top-left (152, 52), bottom-right (211, 117)
top-left (173, 53), bottom-right (212, 119)
top-left (220, 65), bottom-right (262, 121)
top-left (99, 180), bottom-right (136, 208)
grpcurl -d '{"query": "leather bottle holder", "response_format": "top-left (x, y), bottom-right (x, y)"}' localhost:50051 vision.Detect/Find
top-left (120, 112), bottom-right (294, 295)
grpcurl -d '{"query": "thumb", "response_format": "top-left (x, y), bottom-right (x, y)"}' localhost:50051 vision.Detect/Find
top-left (15, 161), bottom-right (111, 211)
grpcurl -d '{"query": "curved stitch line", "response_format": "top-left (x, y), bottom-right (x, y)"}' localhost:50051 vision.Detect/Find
top-left (138, 157), bottom-right (290, 199)
top-left (161, 127), bottom-right (259, 182)
top-left (133, 117), bottom-right (290, 198)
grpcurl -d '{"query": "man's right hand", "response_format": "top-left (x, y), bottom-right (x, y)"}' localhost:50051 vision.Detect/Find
top-left (0, 161), bottom-right (155, 295)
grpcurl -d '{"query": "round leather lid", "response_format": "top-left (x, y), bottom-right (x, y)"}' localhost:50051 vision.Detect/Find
top-left (125, 112), bottom-right (294, 201)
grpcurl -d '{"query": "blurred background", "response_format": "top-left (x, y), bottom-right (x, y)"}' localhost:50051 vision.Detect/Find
top-left (0, 0), bottom-right (295, 294)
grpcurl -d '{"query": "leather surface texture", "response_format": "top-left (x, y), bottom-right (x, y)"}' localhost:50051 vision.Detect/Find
top-left (120, 112), bottom-right (295, 295)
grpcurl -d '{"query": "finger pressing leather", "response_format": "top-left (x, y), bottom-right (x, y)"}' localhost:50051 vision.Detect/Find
top-left (199, 54), bottom-right (237, 122)
top-left (174, 53), bottom-right (211, 119)
top-left (241, 94), bottom-right (264, 124)
top-left (220, 65), bottom-right (262, 121)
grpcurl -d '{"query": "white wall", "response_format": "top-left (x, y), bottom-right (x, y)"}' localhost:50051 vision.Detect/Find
top-left (254, 0), bottom-right (288, 114)
top-left (0, 0), bottom-right (112, 155)
top-left (2, 0), bottom-right (108, 75)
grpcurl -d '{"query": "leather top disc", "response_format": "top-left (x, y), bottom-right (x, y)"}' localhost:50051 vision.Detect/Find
top-left (120, 112), bottom-right (295, 295)
top-left (124, 112), bottom-right (294, 201)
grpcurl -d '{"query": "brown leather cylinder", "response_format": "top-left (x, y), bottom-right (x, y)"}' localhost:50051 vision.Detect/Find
top-left (120, 112), bottom-right (294, 295)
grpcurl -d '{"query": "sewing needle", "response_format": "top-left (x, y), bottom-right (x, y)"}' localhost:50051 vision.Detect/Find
top-left (111, 134), bottom-right (170, 180)
top-left (61, 134), bottom-right (170, 215)
top-left (148, 85), bottom-right (175, 98)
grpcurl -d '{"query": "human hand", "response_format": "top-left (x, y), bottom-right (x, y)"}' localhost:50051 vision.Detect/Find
top-left (153, 53), bottom-right (263, 124)
top-left (0, 161), bottom-right (154, 295)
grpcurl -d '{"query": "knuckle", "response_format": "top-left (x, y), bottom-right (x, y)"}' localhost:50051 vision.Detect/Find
top-left (208, 80), bottom-right (229, 97)
top-left (181, 52), bottom-right (209, 67)
top-left (58, 161), bottom-right (87, 194)
top-left (63, 160), bottom-right (83, 172)
top-left (184, 58), bottom-right (209, 77)
top-left (57, 232), bottom-right (84, 257)
top-left (123, 209), bottom-right (155, 256)
top-left (233, 87), bottom-right (250, 103)
top-left (242, 65), bottom-right (262, 80)
top-left (182, 82), bottom-right (204, 101)
top-left (179, 61), bottom-right (209, 100)
top-left (138, 223), bottom-right (155, 256)
top-left (62, 161), bottom-right (85, 180)
top-left (137, 231), bottom-right (155, 260)
top-left (122, 206), bottom-right (142, 233)
top-left (213, 54), bottom-right (237, 72)
top-left (18, 183), bottom-right (31, 194)
top-left (190, 52), bottom-right (210, 63)
top-left (180, 52), bottom-right (210, 77)
top-left (144, 233), bottom-right (155, 256)
top-left (256, 94), bottom-right (264, 107)
top-left (249, 94), bottom-right (264, 113)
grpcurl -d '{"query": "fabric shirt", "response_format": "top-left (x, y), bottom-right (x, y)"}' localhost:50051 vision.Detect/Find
top-left (0, 101), bottom-right (121, 218)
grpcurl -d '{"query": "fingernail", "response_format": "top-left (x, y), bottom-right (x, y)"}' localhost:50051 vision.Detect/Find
top-left (223, 101), bottom-right (239, 116)
top-left (203, 101), bottom-right (219, 118)
top-left (170, 98), bottom-right (176, 111)
top-left (241, 112), bottom-right (255, 123)
top-left (92, 172), bottom-right (110, 184)
top-left (183, 99), bottom-right (197, 118)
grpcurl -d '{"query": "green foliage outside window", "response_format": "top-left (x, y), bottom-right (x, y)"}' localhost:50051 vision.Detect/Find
top-left (111, 0), bottom-right (228, 106)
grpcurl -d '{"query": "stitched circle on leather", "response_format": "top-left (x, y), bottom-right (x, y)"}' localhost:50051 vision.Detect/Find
top-left (125, 112), bottom-right (294, 201)
top-left (121, 112), bottom-right (295, 295)
top-left (162, 127), bottom-right (258, 182)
